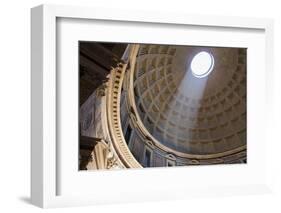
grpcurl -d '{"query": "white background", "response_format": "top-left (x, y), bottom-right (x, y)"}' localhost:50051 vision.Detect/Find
top-left (0, 0), bottom-right (280, 212)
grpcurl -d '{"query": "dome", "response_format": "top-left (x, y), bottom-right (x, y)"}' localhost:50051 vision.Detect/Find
top-left (133, 44), bottom-right (246, 155)
top-left (79, 42), bottom-right (247, 170)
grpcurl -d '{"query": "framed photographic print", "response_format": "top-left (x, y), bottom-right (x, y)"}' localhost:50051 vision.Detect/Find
top-left (31, 4), bottom-right (274, 208)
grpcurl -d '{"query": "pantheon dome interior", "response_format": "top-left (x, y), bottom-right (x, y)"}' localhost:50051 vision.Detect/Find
top-left (79, 42), bottom-right (247, 170)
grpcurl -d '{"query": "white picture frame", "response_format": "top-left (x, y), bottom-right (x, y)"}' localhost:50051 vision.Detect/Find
top-left (31, 4), bottom-right (274, 208)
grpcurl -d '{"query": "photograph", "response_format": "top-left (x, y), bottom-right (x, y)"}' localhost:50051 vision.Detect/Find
top-left (79, 42), bottom-right (247, 170)
top-left (26, 2), bottom-right (278, 210)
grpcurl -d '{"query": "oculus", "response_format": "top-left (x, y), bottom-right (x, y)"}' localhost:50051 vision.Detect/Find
top-left (190, 51), bottom-right (214, 78)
